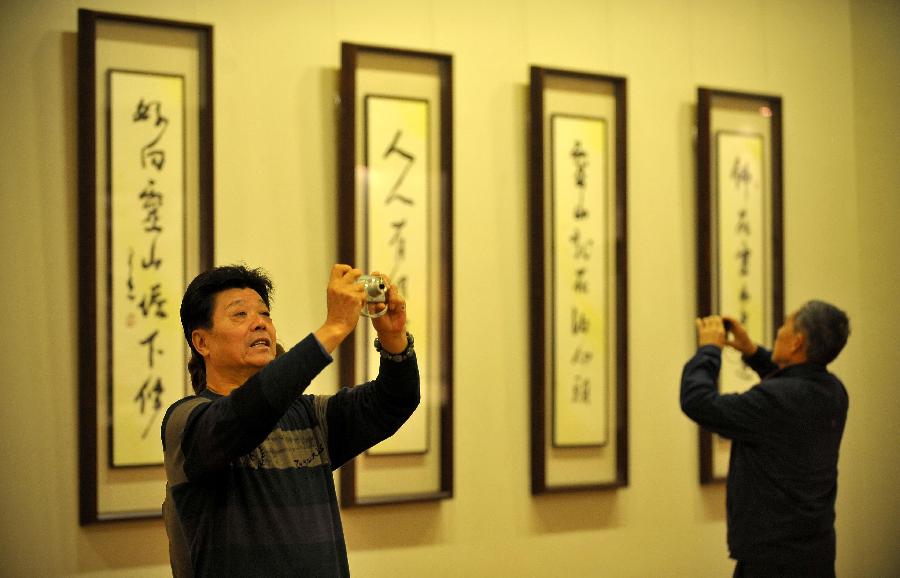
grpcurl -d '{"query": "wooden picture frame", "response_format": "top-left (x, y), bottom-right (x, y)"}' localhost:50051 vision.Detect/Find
top-left (338, 42), bottom-right (454, 506)
top-left (696, 87), bottom-right (784, 483)
top-left (529, 66), bottom-right (628, 494)
top-left (77, 8), bottom-right (213, 523)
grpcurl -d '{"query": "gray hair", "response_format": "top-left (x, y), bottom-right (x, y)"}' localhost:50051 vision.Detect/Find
top-left (793, 300), bottom-right (850, 366)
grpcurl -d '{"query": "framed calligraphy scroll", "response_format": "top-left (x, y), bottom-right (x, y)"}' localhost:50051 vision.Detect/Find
top-left (529, 66), bottom-right (628, 494)
top-left (77, 9), bottom-right (213, 523)
top-left (696, 87), bottom-right (783, 483)
top-left (338, 43), bottom-right (453, 506)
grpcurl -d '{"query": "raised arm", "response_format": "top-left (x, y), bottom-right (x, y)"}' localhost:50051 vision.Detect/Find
top-left (163, 334), bottom-right (333, 480)
top-left (323, 271), bottom-right (421, 467)
top-left (165, 264), bottom-right (369, 480)
top-left (722, 315), bottom-right (778, 377)
top-left (325, 350), bottom-right (420, 468)
top-left (680, 316), bottom-right (780, 441)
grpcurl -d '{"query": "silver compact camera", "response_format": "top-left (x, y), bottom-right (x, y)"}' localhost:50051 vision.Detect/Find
top-left (357, 275), bottom-right (387, 318)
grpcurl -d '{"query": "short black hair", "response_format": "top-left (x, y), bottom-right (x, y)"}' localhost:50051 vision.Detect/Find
top-left (793, 300), bottom-right (850, 366)
top-left (180, 265), bottom-right (273, 393)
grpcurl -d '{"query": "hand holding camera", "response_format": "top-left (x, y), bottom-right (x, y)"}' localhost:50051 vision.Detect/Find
top-left (362, 272), bottom-right (408, 351)
top-left (721, 316), bottom-right (757, 357)
top-left (695, 316), bottom-right (728, 349)
top-left (357, 275), bottom-right (388, 318)
top-left (316, 265), bottom-right (408, 354)
top-left (694, 315), bottom-right (758, 356)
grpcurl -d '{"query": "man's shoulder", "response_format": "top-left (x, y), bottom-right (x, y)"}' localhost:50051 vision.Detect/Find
top-left (756, 367), bottom-right (847, 412)
top-left (165, 394), bottom-right (213, 418)
top-left (761, 364), bottom-right (840, 389)
top-left (756, 371), bottom-right (814, 393)
top-left (161, 395), bottom-right (213, 449)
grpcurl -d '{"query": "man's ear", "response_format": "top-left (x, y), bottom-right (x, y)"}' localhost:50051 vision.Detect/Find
top-left (192, 329), bottom-right (210, 357)
top-left (793, 331), bottom-right (807, 358)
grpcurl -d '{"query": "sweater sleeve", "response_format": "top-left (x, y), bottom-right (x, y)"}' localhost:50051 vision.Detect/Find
top-left (325, 353), bottom-right (421, 469)
top-left (680, 345), bottom-right (783, 442)
top-left (162, 333), bottom-right (332, 480)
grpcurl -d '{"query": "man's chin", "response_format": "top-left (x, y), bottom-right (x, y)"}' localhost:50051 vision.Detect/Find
top-left (247, 351), bottom-right (275, 366)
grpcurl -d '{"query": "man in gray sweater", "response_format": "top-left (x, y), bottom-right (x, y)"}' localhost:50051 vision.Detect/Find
top-left (162, 264), bottom-right (419, 577)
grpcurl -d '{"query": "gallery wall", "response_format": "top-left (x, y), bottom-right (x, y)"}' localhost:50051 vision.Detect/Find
top-left (0, 0), bottom-right (897, 576)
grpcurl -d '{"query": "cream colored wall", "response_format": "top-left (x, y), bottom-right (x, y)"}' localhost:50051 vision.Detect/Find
top-left (0, 0), bottom-right (897, 576)
top-left (844, 0), bottom-right (900, 571)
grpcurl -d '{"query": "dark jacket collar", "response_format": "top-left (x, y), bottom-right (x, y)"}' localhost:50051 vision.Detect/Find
top-left (769, 361), bottom-right (829, 379)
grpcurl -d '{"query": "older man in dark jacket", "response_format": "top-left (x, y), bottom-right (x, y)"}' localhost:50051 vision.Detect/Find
top-left (681, 300), bottom-right (850, 577)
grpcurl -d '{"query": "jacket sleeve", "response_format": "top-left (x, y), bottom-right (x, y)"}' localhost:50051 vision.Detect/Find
top-left (162, 333), bottom-right (332, 480)
top-left (743, 346), bottom-right (779, 378)
top-left (324, 353), bottom-right (421, 469)
top-left (680, 345), bottom-right (784, 442)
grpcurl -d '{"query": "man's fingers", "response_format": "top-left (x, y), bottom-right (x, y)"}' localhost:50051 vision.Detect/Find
top-left (330, 264), bottom-right (352, 281)
top-left (701, 316), bottom-right (725, 332)
top-left (331, 265), bottom-right (362, 285)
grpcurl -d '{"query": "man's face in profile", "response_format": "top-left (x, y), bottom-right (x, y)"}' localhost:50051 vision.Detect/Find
top-left (771, 312), bottom-right (803, 367)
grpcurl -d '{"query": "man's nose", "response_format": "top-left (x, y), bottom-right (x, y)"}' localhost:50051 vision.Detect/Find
top-left (253, 314), bottom-right (269, 329)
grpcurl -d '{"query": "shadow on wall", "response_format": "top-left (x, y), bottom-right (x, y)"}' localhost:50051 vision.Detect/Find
top-left (530, 490), bottom-right (620, 534)
top-left (79, 519), bottom-right (170, 572)
top-left (699, 482), bottom-right (726, 523)
top-left (343, 501), bottom-right (444, 550)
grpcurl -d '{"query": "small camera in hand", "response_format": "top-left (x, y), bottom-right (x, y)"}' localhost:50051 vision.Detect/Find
top-left (723, 319), bottom-right (732, 332)
top-left (357, 275), bottom-right (387, 318)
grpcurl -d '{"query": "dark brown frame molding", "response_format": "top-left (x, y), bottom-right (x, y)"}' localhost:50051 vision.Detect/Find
top-left (338, 42), bottom-right (454, 506)
top-left (529, 65), bottom-right (629, 494)
top-left (696, 87), bottom-right (784, 484)
top-left (77, 8), bottom-right (213, 523)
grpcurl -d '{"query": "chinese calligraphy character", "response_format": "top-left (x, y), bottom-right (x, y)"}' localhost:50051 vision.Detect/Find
top-left (730, 157), bottom-right (751, 193)
top-left (126, 249), bottom-right (136, 301)
top-left (141, 235), bottom-right (163, 270)
top-left (133, 376), bottom-right (164, 439)
top-left (571, 140), bottom-right (589, 219)
top-left (138, 283), bottom-right (168, 319)
top-left (139, 180), bottom-right (163, 233)
top-left (382, 130), bottom-right (415, 205)
top-left (571, 345), bottom-right (594, 365)
top-left (573, 268), bottom-right (589, 293)
top-left (572, 375), bottom-right (591, 404)
top-left (133, 99), bottom-right (170, 170)
top-left (571, 307), bottom-right (590, 335)
top-left (736, 242), bottom-right (751, 276)
top-left (736, 209), bottom-right (751, 234)
top-left (389, 219), bottom-right (407, 263)
top-left (139, 329), bottom-right (162, 369)
top-left (569, 229), bottom-right (594, 260)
